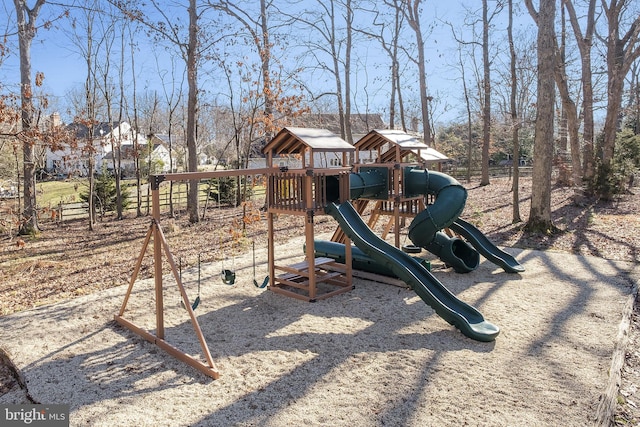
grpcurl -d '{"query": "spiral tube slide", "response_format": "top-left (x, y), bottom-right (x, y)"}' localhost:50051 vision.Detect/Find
top-left (325, 201), bottom-right (500, 342)
top-left (405, 169), bottom-right (479, 273)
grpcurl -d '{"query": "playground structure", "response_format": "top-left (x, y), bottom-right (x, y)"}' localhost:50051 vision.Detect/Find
top-left (115, 126), bottom-right (524, 379)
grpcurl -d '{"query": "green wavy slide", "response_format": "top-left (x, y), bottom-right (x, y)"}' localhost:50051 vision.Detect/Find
top-left (449, 218), bottom-right (525, 273)
top-left (325, 200), bottom-right (500, 342)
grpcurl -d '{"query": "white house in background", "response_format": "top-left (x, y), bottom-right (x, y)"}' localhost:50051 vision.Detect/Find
top-left (148, 133), bottom-right (189, 171)
top-left (45, 121), bottom-right (146, 177)
top-left (102, 141), bottom-right (171, 176)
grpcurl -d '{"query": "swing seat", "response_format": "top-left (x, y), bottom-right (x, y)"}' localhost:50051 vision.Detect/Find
top-left (180, 295), bottom-right (200, 311)
top-left (222, 269), bottom-right (236, 285)
top-left (254, 276), bottom-right (269, 289)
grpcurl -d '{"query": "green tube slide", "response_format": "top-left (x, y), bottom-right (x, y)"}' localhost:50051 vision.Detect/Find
top-left (405, 169), bottom-right (479, 273)
top-left (403, 168), bottom-right (524, 273)
top-left (312, 240), bottom-right (426, 277)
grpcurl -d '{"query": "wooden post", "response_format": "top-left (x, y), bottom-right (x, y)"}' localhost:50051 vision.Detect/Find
top-left (152, 186), bottom-right (164, 339)
top-left (304, 150), bottom-right (316, 300)
top-left (393, 167), bottom-right (401, 248)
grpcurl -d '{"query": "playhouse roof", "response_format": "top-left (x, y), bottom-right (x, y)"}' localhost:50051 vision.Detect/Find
top-left (355, 129), bottom-right (426, 151)
top-left (263, 127), bottom-right (355, 155)
top-left (418, 147), bottom-right (450, 162)
top-left (356, 129), bottom-right (449, 162)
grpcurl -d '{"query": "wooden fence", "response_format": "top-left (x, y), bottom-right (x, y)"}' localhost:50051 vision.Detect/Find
top-left (448, 166), bottom-right (533, 181)
top-left (38, 183), bottom-right (267, 223)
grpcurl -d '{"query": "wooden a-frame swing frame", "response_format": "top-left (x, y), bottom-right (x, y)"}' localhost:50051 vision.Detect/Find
top-left (114, 169), bottom-right (272, 380)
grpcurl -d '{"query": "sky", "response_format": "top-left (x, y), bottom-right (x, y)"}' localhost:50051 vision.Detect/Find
top-left (0, 1), bottom-right (534, 126)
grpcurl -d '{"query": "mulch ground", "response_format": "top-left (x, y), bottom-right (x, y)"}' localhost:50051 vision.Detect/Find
top-left (1, 175), bottom-right (638, 424)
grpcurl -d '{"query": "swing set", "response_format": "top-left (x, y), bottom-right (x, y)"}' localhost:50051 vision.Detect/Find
top-left (115, 127), bottom-right (360, 379)
top-left (114, 169), bottom-right (271, 379)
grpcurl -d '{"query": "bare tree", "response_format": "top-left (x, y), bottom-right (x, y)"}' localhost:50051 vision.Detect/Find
top-left (448, 2), bottom-right (502, 183)
top-left (13, 0), bottom-right (46, 235)
top-left (67, 0), bottom-right (109, 230)
top-left (157, 54), bottom-right (186, 218)
top-left (124, 23), bottom-right (143, 217)
top-left (343, 0), bottom-right (354, 144)
top-left (93, 9), bottom-right (125, 219)
top-left (479, 0), bottom-right (497, 186)
top-left (288, 0), bottom-right (351, 140)
top-left (183, 0), bottom-right (199, 222)
top-left (529, 0), bottom-right (582, 188)
top-left (563, 0), bottom-right (596, 183)
top-left (211, 0), bottom-right (287, 143)
top-left (137, 90), bottom-right (161, 216)
top-left (356, 1), bottom-right (407, 131)
top-left (114, 16), bottom-right (134, 219)
top-left (508, 0), bottom-right (521, 223)
top-left (596, 0), bottom-right (640, 198)
top-left (402, 0), bottom-right (432, 145)
top-left (554, 3), bottom-right (582, 187)
top-left (454, 45), bottom-right (476, 184)
top-left (110, 0), bottom-right (223, 222)
top-left (525, 0), bottom-right (557, 232)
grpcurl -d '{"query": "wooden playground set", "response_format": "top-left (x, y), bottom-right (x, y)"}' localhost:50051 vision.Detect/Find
top-left (114, 127), bottom-right (492, 379)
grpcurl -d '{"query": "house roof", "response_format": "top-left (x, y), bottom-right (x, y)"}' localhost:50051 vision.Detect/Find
top-left (149, 133), bottom-right (186, 148)
top-left (263, 127), bottom-right (355, 155)
top-left (66, 121), bottom-right (122, 139)
top-left (102, 143), bottom-right (165, 160)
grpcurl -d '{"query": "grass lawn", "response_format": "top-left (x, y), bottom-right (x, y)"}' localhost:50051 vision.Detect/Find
top-left (35, 179), bottom-right (87, 207)
top-left (33, 177), bottom-right (266, 213)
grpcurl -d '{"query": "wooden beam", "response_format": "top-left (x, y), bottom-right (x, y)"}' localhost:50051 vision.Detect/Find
top-left (114, 316), bottom-right (220, 379)
top-left (151, 168), bottom-right (276, 183)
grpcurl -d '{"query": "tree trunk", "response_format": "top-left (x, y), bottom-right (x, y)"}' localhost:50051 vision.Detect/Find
top-left (458, 47), bottom-right (473, 184)
top-left (526, 0), bottom-right (556, 233)
top-left (343, 0), bottom-right (353, 144)
top-left (259, 0), bottom-right (274, 141)
top-left (596, 0), bottom-right (640, 198)
top-left (88, 156), bottom-right (95, 231)
top-left (14, 0), bottom-right (46, 235)
top-left (404, 0), bottom-right (431, 145)
top-left (601, 71), bottom-right (625, 167)
top-left (508, 0), bottom-right (522, 223)
top-left (388, 4), bottom-right (401, 130)
top-left (329, 2), bottom-right (346, 141)
top-left (389, 59), bottom-right (397, 129)
top-left (128, 25), bottom-right (143, 217)
top-left (551, 2), bottom-right (581, 187)
top-left (564, 0), bottom-right (596, 183)
top-left (186, 0), bottom-right (200, 223)
top-left (554, 74), bottom-right (581, 186)
top-left (480, 0), bottom-right (491, 186)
